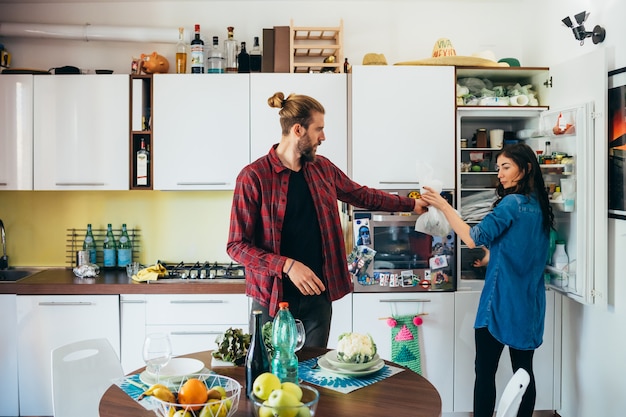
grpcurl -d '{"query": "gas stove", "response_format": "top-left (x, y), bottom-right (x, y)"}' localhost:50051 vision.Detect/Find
top-left (156, 261), bottom-right (245, 281)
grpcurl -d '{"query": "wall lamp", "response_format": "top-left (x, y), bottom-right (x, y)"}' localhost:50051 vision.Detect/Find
top-left (562, 11), bottom-right (606, 45)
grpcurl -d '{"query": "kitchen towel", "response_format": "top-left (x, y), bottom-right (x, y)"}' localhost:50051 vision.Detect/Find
top-left (298, 356), bottom-right (404, 394)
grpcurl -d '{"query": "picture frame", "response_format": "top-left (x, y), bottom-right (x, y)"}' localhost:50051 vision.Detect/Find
top-left (608, 67), bottom-right (626, 219)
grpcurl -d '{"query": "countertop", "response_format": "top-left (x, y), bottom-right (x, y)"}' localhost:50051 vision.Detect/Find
top-left (0, 268), bottom-right (246, 295)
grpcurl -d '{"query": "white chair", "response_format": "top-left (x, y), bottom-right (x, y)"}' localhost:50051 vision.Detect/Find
top-left (495, 367), bottom-right (531, 417)
top-left (51, 338), bottom-right (124, 417)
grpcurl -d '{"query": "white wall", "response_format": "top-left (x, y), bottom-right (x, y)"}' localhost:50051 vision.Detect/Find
top-left (2, 1), bottom-right (626, 416)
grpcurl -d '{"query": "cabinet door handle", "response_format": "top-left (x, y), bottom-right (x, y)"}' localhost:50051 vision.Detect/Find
top-left (378, 299), bottom-right (431, 303)
top-left (55, 182), bottom-right (106, 186)
top-left (379, 181), bottom-right (420, 185)
top-left (176, 182), bottom-right (228, 186)
top-left (170, 331), bottom-right (224, 336)
top-left (0, 182), bottom-right (7, 186)
top-left (120, 300), bottom-right (146, 304)
top-left (38, 301), bottom-right (94, 306)
top-left (170, 300), bottom-right (226, 304)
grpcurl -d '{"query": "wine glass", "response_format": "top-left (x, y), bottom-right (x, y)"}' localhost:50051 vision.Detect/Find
top-left (142, 332), bottom-right (172, 383)
top-left (294, 319), bottom-right (306, 352)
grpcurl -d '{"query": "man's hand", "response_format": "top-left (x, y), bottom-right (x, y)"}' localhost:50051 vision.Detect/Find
top-left (286, 260), bottom-right (326, 295)
top-left (414, 197), bottom-right (428, 214)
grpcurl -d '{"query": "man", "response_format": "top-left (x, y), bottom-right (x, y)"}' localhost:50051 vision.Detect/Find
top-left (227, 92), bottom-right (426, 347)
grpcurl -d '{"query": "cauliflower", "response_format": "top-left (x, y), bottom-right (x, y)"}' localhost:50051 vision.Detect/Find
top-left (336, 332), bottom-right (377, 363)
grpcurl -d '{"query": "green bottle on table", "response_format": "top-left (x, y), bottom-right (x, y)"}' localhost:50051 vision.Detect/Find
top-left (82, 224), bottom-right (97, 265)
top-left (117, 224), bottom-right (132, 268)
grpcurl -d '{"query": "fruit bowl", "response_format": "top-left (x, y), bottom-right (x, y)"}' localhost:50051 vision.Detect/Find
top-left (250, 384), bottom-right (319, 417)
top-left (151, 373), bottom-right (241, 417)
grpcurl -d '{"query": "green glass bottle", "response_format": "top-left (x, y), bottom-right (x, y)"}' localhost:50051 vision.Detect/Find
top-left (102, 223), bottom-right (117, 269)
top-left (82, 224), bottom-right (97, 264)
top-left (117, 224), bottom-right (132, 267)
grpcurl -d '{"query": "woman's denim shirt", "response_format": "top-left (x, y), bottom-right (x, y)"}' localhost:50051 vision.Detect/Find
top-left (470, 193), bottom-right (548, 350)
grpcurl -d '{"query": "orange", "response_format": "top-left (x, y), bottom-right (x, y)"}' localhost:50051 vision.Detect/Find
top-left (178, 378), bottom-right (209, 411)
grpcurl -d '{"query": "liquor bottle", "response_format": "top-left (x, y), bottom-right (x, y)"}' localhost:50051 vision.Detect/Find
top-left (82, 224), bottom-right (97, 265)
top-left (249, 36), bottom-right (262, 72)
top-left (344, 57), bottom-right (351, 73)
top-left (136, 138), bottom-right (149, 186)
top-left (175, 26), bottom-right (187, 74)
top-left (271, 301), bottom-right (298, 383)
top-left (245, 310), bottom-right (270, 398)
top-left (237, 41), bottom-right (250, 73)
top-left (190, 24), bottom-right (204, 74)
top-left (224, 26), bottom-right (238, 73)
top-left (117, 224), bottom-right (132, 268)
top-left (207, 36), bottom-right (224, 74)
top-left (102, 223), bottom-right (117, 269)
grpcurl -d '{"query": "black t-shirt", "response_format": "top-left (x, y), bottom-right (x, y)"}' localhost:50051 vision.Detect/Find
top-left (280, 169), bottom-right (325, 296)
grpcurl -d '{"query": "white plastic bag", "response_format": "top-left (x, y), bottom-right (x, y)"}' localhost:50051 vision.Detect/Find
top-left (415, 175), bottom-right (455, 237)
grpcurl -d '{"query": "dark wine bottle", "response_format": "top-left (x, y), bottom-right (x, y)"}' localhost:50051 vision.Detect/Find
top-left (237, 41), bottom-right (250, 73)
top-left (190, 24), bottom-right (204, 74)
top-left (245, 310), bottom-right (270, 398)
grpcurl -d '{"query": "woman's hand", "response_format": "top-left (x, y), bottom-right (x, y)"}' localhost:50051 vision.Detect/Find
top-left (419, 186), bottom-right (451, 210)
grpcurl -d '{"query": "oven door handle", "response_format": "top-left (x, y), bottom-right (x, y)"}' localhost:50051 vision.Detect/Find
top-left (379, 299), bottom-right (431, 303)
top-left (372, 214), bottom-right (421, 222)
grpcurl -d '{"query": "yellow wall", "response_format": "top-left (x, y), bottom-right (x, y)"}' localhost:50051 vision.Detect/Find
top-left (0, 190), bottom-right (234, 267)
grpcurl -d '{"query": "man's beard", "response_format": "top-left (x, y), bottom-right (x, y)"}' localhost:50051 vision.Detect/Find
top-left (297, 134), bottom-right (317, 163)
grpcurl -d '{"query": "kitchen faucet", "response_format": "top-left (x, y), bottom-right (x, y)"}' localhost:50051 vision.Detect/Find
top-left (0, 219), bottom-right (7, 269)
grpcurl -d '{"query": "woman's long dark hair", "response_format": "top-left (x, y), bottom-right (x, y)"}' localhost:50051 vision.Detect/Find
top-left (494, 143), bottom-right (554, 233)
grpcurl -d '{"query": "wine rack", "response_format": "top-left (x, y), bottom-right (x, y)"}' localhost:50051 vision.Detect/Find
top-left (290, 19), bottom-right (344, 73)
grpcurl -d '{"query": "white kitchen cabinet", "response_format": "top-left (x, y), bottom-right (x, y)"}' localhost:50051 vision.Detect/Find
top-left (351, 65), bottom-right (456, 189)
top-left (145, 293), bottom-right (249, 357)
top-left (327, 293), bottom-right (352, 349)
top-left (33, 74), bottom-right (129, 190)
top-left (352, 292), bottom-right (455, 413)
top-left (0, 74), bottom-right (34, 190)
top-left (0, 294), bottom-right (18, 417)
top-left (120, 294), bottom-right (147, 374)
top-left (16, 295), bottom-right (120, 416)
top-left (250, 73), bottom-right (348, 173)
top-left (453, 290), bottom-right (560, 413)
top-left (152, 74), bottom-right (250, 190)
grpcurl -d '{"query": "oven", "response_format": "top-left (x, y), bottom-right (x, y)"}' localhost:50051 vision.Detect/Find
top-left (350, 191), bottom-right (455, 292)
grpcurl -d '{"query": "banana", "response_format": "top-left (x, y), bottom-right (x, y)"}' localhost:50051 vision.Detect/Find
top-left (138, 383), bottom-right (176, 403)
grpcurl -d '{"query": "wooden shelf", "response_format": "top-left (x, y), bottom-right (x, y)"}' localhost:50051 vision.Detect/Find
top-left (290, 19), bottom-right (344, 73)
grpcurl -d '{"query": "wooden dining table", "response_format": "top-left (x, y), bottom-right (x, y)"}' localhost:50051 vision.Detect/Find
top-left (99, 347), bottom-right (442, 417)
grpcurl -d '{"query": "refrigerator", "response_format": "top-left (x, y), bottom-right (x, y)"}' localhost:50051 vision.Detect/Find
top-left (457, 49), bottom-right (608, 305)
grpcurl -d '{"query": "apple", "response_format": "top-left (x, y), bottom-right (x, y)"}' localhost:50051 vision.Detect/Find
top-left (173, 410), bottom-right (192, 417)
top-left (253, 372), bottom-right (281, 401)
top-left (297, 405), bottom-right (312, 417)
top-left (210, 386), bottom-right (227, 398)
top-left (266, 389), bottom-right (301, 417)
top-left (280, 382), bottom-right (303, 402)
top-left (258, 401), bottom-right (275, 417)
top-left (199, 399), bottom-right (227, 417)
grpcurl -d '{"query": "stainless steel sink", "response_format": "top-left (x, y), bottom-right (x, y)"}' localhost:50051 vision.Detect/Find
top-left (0, 268), bottom-right (41, 282)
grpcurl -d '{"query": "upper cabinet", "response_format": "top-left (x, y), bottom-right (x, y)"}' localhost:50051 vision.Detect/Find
top-left (351, 65), bottom-right (456, 189)
top-left (250, 73), bottom-right (348, 173)
top-left (33, 75), bottom-right (129, 190)
top-left (0, 74), bottom-right (33, 190)
top-left (152, 74), bottom-right (250, 191)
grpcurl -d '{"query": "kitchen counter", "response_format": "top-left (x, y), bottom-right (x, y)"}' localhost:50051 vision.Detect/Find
top-left (0, 268), bottom-right (245, 295)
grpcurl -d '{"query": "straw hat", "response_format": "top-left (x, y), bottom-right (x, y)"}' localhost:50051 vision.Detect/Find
top-left (362, 53), bottom-right (388, 65)
top-left (395, 38), bottom-right (510, 67)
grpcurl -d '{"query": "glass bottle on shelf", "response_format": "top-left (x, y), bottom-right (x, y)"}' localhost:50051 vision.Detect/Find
top-left (344, 57), bottom-right (351, 73)
top-left (136, 138), bottom-right (149, 186)
top-left (207, 36), bottom-right (224, 74)
top-left (117, 224), bottom-right (132, 268)
top-left (249, 36), bottom-right (262, 72)
top-left (224, 26), bottom-right (238, 73)
top-left (237, 41), bottom-right (250, 73)
top-left (175, 26), bottom-right (187, 74)
top-left (102, 223), bottom-right (117, 269)
top-left (245, 310), bottom-right (270, 399)
top-left (190, 24), bottom-right (204, 74)
top-left (83, 224), bottom-right (97, 265)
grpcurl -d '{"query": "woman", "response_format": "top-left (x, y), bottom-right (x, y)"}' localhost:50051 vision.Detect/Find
top-left (421, 143), bottom-right (553, 417)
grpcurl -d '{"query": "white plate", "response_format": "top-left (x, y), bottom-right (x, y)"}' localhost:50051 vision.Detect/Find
top-left (139, 358), bottom-right (205, 385)
top-left (324, 350), bottom-right (382, 371)
top-left (317, 355), bottom-right (385, 377)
